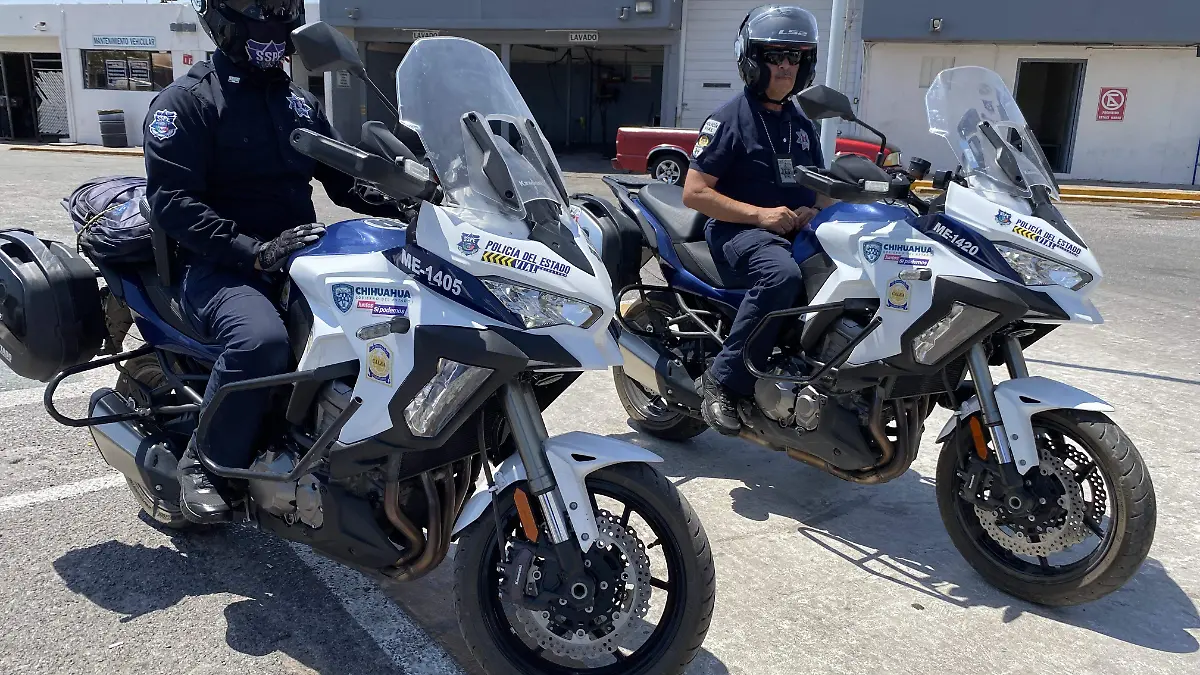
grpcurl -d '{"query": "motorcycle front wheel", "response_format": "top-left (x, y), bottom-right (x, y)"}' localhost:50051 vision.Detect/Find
top-left (937, 409), bottom-right (1156, 606)
top-left (453, 462), bottom-right (716, 675)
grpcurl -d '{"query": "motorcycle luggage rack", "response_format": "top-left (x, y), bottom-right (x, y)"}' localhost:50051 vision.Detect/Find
top-left (44, 345), bottom-right (204, 427)
top-left (194, 363), bottom-right (362, 483)
top-left (743, 299), bottom-right (883, 385)
top-left (615, 283), bottom-right (731, 345)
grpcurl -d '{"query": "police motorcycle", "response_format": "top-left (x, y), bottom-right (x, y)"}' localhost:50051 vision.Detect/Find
top-left (575, 66), bottom-right (1155, 606)
top-left (0, 23), bottom-right (716, 674)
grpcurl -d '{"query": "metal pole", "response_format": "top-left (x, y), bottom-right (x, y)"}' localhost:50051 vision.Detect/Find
top-left (820, 0), bottom-right (850, 163)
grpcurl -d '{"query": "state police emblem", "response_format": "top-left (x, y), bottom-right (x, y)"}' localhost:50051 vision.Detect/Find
top-left (458, 233), bottom-right (481, 256)
top-left (862, 240), bottom-right (882, 264)
top-left (332, 283), bottom-right (355, 314)
top-left (148, 110), bottom-right (178, 141)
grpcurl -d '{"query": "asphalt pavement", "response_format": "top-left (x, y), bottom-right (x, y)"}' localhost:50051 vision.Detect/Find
top-left (0, 147), bottom-right (1197, 674)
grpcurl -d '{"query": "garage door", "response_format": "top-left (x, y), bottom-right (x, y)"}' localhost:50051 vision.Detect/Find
top-left (680, 0), bottom-right (864, 129)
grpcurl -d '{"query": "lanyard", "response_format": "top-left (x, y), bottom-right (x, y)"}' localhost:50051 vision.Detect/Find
top-left (756, 111), bottom-right (793, 156)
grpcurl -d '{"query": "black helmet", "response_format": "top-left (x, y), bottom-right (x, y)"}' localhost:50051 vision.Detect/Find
top-left (735, 5), bottom-right (820, 102)
top-left (191, 0), bottom-right (305, 69)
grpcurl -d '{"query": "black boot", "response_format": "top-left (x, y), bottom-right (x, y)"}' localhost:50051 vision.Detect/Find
top-left (700, 370), bottom-right (741, 436)
top-left (177, 443), bottom-right (232, 524)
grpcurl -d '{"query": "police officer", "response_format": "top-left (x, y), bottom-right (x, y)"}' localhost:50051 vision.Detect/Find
top-left (683, 5), bottom-right (834, 435)
top-left (145, 0), bottom-right (401, 523)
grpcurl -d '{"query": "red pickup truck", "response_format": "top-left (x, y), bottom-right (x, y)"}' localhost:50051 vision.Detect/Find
top-left (611, 126), bottom-right (901, 185)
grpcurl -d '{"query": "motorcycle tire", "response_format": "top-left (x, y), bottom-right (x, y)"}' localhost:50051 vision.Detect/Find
top-left (613, 298), bottom-right (708, 442)
top-left (115, 354), bottom-right (195, 531)
top-left (937, 409), bottom-right (1156, 606)
top-left (453, 462), bottom-right (716, 675)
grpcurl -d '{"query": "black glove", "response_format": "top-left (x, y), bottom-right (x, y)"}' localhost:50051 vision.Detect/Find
top-left (255, 223), bottom-right (326, 272)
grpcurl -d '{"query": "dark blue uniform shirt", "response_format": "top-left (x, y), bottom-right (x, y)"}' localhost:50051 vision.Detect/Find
top-left (143, 50), bottom-right (397, 272)
top-left (689, 88), bottom-right (825, 261)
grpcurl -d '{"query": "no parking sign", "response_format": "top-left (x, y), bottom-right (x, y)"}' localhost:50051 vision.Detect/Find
top-left (1097, 87), bottom-right (1127, 121)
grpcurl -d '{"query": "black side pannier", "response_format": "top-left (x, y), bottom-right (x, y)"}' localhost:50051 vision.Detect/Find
top-left (0, 229), bottom-right (107, 381)
top-left (63, 175), bottom-right (153, 265)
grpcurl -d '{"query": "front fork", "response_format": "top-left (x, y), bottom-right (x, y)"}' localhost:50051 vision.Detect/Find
top-left (964, 336), bottom-right (1030, 487)
top-left (499, 380), bottom-right (593, 598)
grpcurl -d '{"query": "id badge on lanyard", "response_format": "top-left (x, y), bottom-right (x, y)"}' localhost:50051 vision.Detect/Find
top-left (759, 111), bottom-right (797, 187)
top-left (776, 156), bottom-right (797, 185)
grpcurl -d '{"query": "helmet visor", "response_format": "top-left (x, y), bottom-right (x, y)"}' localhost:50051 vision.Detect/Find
top-left (223, 0), bottom-right (303, 21)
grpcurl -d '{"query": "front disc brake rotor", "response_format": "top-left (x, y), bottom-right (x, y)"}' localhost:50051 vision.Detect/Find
top-left (975, 443), bottom-right (1089, 557)
top-left (514, 510), bottom-right (653, 661)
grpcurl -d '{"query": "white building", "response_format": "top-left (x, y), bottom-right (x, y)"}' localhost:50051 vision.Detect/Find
top-left (0, 0), bottom-right (319, 146)
top-left (854, 0), bottom-right (1200, 186)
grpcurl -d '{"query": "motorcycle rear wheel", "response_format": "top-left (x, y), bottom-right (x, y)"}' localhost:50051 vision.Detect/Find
top-left (613, 298), bottom-right (708, 442)
top-left (115, 354), bottom-right (195, 530)
top-left (937, 409), bottom-right (1155, 606)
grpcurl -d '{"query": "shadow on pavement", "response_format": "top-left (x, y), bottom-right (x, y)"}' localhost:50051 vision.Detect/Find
top-left (1027, 359), bottom-right (1200, 387)
top-left (53, 514), bottom-right (732, 675)
top-left (52, 516), bottom-right (408, 674)
top-left (613, 429), bottom-right (1200, 655)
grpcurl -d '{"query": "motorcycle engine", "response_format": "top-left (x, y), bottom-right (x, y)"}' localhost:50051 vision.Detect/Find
top-left (247, 449), bottom-right (324, 528)
top-left (754, 379), bottom-right (824, 431)
top-left (245, 380), bottom-right (353, 529)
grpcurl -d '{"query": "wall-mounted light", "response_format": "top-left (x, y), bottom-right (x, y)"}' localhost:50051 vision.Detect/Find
top-left (930, 18), bottom-right (943, 32)
top-left (33, 21), bottom-right (47, 31)
top-left (618, 6), bottom-right (629, 20)
top-left (635, 1), bottom-right (654, 14)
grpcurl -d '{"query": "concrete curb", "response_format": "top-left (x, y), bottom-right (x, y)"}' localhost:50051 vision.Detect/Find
top-left (10, 144), bottom-right (1199, 205)
top-left (911, 179), bottom-right (1200, 204)
top-left (5, 144), bottom-right (143, 158)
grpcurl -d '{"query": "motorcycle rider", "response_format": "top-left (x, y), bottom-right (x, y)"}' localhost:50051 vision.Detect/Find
top-left (682, 5), bottom-right (834, 436)
top-left (144, 0), bottom-right (400, 523)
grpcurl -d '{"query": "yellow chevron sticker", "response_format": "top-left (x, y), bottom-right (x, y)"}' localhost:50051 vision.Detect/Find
top-left (1013, 225), bottom-right (1040, 241)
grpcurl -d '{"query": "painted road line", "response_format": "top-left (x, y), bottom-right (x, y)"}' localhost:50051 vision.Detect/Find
top-left (2, 472), bottom-right (464, 674)
top-left (0, 473), bottom-right (125, 513)
top-left (290, 543), bottom-right (465, 675)
top-left (0, 370), bottom-right (115, 411)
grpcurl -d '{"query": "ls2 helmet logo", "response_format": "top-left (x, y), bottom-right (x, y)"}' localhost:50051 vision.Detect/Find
top-left (332, 283), bottom-right (355, 313)
top-left (862, 240), bottom-right (882, 264)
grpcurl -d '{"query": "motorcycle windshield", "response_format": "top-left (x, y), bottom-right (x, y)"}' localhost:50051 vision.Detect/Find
top-left (395, 37), bottom-right (567, 218)
top-left (926, 66), bottom-right (1060, 200)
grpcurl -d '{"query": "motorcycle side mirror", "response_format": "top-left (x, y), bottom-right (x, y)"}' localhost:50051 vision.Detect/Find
top-left (292, 21), bottom-right (400, 124)
top-left (796, 85), bottom-right (857, 122)
top-left (291, 21), bottom-right (366, 79)
top-left (360, 121), bottom-right (419, 164)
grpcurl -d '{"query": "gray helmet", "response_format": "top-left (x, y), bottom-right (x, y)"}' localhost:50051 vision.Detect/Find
top-left (735, 5), bottom-right (820, 102)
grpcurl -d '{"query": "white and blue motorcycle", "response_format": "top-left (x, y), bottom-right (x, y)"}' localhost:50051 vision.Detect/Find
top-left (583, 66), bottom-right (1155, 605)
top-left (0, 24), bottom-right (715, 674)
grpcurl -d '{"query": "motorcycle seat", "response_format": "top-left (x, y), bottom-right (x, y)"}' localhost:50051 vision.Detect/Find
top-left (638, 183), bottom-right (709, 244)
top-left (134, 265), bottom-right (216, 346)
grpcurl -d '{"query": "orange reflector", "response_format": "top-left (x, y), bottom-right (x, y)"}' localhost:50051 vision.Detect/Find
top-left (968, 416), bottom-right (989, 460)
top-left (514, 488), bottom-right (539, 542)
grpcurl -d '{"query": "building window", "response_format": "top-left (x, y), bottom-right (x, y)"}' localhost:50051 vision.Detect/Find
top-left (81, 51), bottom-right (173, 91)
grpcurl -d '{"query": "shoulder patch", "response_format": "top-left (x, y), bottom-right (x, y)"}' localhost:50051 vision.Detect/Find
top-left (701, 119), bottom-right (721, 135)
top-left (287, 91), bottom-right (314, 121)
top-left (147, 109), bottom-right (178, 141)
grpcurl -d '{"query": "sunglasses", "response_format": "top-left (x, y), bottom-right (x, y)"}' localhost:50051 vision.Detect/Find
top-left (761, 50), bottom-right (807, 66)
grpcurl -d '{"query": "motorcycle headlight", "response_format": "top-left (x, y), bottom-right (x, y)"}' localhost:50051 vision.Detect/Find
top-left (404, 358), bottom-right (493, 437)
top-left (994, 243), bottom-right (1092, 291)
top-left (911, 302), bottom-right (999, 365)
top-left (481, 277), bottom-right (603, 329)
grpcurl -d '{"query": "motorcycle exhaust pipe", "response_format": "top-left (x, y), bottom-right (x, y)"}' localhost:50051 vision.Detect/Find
top-left (88, 388), bottom-right (181, 501)
top-left (617, 330), bottom-right (701, 409)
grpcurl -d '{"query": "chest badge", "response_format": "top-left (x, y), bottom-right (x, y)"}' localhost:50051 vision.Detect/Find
top-left (287, 92), bottom-right (314, 121)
